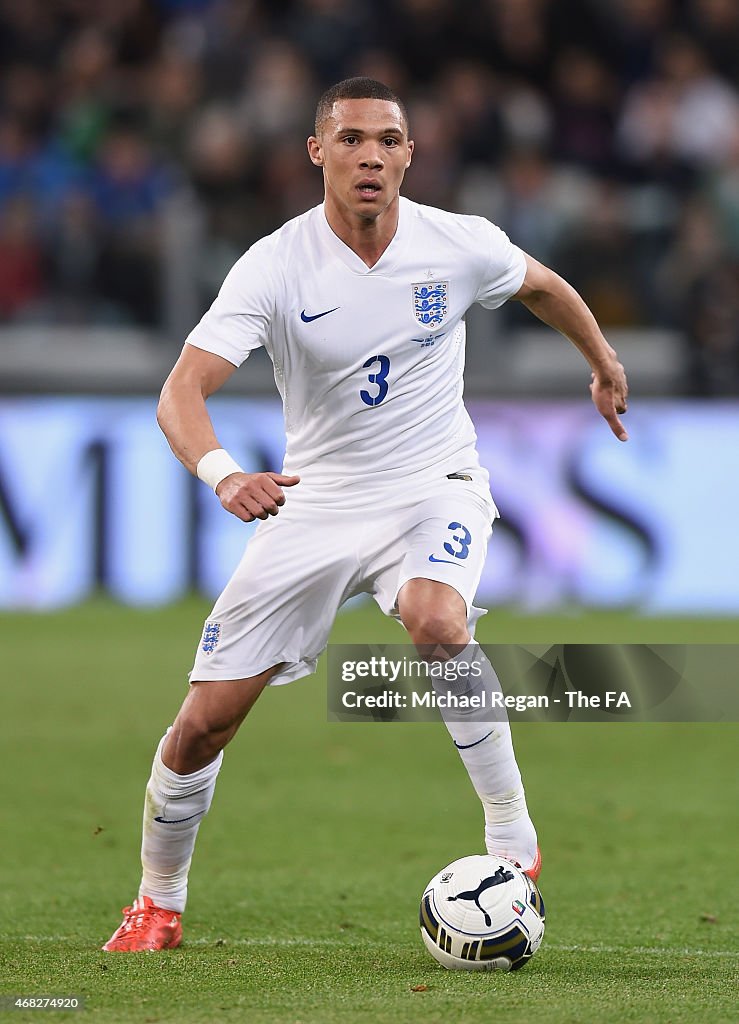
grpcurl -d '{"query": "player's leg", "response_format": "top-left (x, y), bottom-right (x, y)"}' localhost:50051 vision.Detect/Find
top-left (370, 477), bottom-right (539, 876)
top-left (140, 669), bottom-right (277, 908)
top-left (396, 576), bottom-right (470, 648)
top-left (162, 670), bottom-right (275, 775)
top-left (104, 501), bottom-right (359, 950)
top-left (103, 667), bottom-right (277, 952)
top-left (397, 577), bottom-right (539, 876)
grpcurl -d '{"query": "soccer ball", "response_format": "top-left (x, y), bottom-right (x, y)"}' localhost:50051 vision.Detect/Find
top-left (419, 854), bottom-right (545, 971)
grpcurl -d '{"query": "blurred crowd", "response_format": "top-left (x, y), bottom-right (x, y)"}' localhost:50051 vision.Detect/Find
top-left (1, 0), bottom-right (738, 392)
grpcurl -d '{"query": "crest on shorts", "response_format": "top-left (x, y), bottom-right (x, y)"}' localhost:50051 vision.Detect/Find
top-left (413, 281), bottom-right (448, 328)
top-left (201, 621), bottom-right (222, 655)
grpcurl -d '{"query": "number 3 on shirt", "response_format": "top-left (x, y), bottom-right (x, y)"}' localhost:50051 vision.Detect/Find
top-left (360, 354), bottom-right (390, 407)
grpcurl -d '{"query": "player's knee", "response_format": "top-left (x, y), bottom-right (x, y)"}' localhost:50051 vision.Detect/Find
top-left (404, 607), bottom-right (468, 649)
top-left (399, 579), bottom-right (470, 650)
top-left (166, 712), bottom-right (236, 773)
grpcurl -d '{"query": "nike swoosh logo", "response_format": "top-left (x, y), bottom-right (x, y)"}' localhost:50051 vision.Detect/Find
top-left (428, 555), bottom-right (461, 566)
top-left (454, 730), bottom-right (494, 749)
top-left (301, 307), bottom-right (339, 322)
top-left (154, 812), bottom-right (204, 825)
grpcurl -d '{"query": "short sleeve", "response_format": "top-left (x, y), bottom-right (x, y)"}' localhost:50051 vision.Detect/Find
top-left (474, 221), bottom-right (527, 310)
top-left (185, 241), bottom-right (276, 366)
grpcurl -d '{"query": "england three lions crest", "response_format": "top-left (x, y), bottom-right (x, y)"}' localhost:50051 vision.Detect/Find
top-left (413, 281), bottom-right (448, 329)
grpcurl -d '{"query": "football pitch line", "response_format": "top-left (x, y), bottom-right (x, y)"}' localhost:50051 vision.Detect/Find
top-left (4, 935), bottom-right (737, 958)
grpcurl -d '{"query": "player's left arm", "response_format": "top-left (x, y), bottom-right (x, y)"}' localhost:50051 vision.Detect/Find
top-left (511, 253), bottom-right (629, 441)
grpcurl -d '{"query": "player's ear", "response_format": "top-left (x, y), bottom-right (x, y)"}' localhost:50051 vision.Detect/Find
top-left (307, 136), bottom-right (323, 167)
top-left (405, 139), bottom-right (414, 169)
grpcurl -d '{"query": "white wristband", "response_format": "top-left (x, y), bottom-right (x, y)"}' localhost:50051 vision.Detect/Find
top-left (196, 449), bottom-right (244, 493)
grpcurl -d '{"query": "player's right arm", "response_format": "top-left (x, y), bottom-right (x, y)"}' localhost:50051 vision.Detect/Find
top-left (157, 343), bottom-right (299, 523)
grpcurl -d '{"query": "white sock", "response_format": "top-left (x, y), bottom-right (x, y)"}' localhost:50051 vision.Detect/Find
top-left (139, 730), bottom-right (223, 914)
top-left (435, 642), bottom-right (538, 868)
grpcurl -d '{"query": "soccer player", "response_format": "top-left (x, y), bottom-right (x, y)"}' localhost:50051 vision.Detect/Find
top-left (103, 78), bottom-right (628, 951)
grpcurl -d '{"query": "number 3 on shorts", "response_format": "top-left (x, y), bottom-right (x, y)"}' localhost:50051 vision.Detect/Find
top-left (360, 354), bottom-right (390, 407)
top-left (444, 522), bottom-right (472, 559)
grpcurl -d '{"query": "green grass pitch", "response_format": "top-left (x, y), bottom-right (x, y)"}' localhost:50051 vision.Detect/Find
top-left (1, 600), bottom-right (737, 1023)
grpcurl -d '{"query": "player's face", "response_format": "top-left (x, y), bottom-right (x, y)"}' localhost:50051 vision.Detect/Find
top-left (307, 98), bottom-right (414, 223)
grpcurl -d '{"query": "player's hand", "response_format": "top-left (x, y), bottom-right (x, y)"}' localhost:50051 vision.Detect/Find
top-left (589, 362), bottom-right (629, 442)
top-left (215, 471), bottom-right (300, 522)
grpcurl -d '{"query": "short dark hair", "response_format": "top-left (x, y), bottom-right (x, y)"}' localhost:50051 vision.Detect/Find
top-left (314, 77), bottom-right (409, 135)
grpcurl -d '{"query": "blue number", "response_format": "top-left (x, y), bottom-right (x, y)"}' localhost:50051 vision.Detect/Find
top-left (444, 522), bottom-right (472, 560)
top-left (360, 354), bottom-right (390, 407)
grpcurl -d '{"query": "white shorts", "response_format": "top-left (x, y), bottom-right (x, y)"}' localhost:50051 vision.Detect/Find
top-left (190, 472), bottom-right (496, 685)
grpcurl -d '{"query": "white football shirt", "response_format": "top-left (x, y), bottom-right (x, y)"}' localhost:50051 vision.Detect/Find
top-left (186, 197), bottom-right (526, 499)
